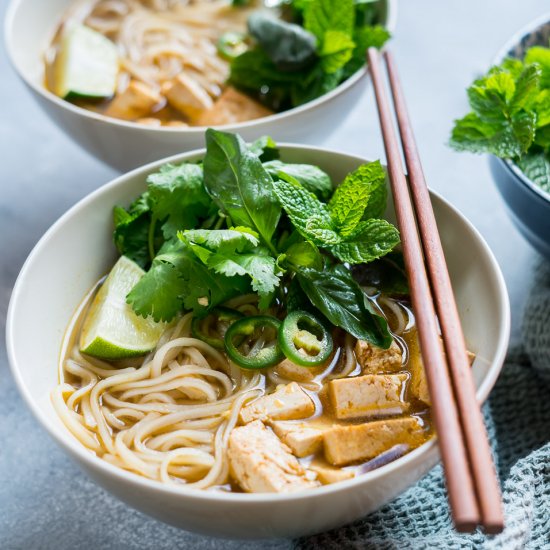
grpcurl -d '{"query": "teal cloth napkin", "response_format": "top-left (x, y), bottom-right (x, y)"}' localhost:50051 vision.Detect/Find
top-left (297, 263), bottom-right (550, 550)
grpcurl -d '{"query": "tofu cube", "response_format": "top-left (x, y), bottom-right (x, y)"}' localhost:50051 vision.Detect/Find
top-left (228, 420), bottom-right (319, 493)
top-left (324, 417), bottom-right (424, 466)
top-left (309, 459), bottom-right (355, 485)
top-left (275, 358), bottom-right (324, 382)
top-left (355, 338), bottom-right (402, 374)
top-left (196, 87), bottom-right (273, 126)
top-left (329, 374), bottom-right (409, 420)
top-left (408, 334), bottom-right (476, 406)
top-left (270, 421), bottom-right (324, 457)
top-left (239, 382), bottom-right (315, 424)
top-left (104, 80), bottom-right (161, 121)
top-left (163, 73), bottom-right (213, 120)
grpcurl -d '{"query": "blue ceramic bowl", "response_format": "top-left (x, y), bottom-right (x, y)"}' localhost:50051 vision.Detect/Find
top-left (488, 13), bottom-right (550, 259)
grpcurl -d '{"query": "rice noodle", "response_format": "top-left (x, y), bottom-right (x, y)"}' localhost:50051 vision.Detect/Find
top-left (53, 278), bottom-right (427, 491)
top-left (53, 0), bottom-right (257, 103)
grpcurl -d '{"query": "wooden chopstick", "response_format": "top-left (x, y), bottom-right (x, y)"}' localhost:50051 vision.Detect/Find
top-left (366, 47), bottom-right (481, 532)
top-left (383, 50), bottom-right (504, 534)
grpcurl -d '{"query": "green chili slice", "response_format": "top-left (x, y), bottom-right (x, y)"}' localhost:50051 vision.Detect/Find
top-left (279, 310), bottom-right (333, 367)
top-left (224, 315), bottom-right (284, 370)
top-left (191, 307), bottom-right (244, 350)
top-left (217, 32), bottom-right (248, 60)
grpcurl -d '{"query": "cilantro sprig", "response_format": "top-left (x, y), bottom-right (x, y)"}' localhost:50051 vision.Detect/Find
top-left (114, 129), bottom-right (399, 348)
top-left (450, 44), bottom-right (550, 192)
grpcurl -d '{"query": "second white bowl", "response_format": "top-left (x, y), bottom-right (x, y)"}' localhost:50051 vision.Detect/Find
top-left (5, 0), bottom-right (396, 171)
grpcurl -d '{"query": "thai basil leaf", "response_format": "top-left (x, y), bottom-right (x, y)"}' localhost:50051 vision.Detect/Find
top-left (203, 129), bottom-right (281, 247)
top-left (297, 264), bottom-right (392, 348)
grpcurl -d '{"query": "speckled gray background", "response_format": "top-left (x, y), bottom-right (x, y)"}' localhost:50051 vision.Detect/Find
top-left (1, 0), bottom-right (548, 548)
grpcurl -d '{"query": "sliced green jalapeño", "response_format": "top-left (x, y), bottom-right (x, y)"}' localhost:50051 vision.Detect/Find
top-left (224, 315), bottom-right (284, 370)
top-left (279, 310), bottom-right (333, 367)
top-left (191, 307), bottom-right (244, 350)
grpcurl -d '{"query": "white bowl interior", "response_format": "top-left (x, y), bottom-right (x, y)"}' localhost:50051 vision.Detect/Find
top-left (7, 145), bottom-right (510, 538)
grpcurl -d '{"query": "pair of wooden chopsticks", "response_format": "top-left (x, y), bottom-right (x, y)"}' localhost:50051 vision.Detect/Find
top-left (367, 48), bottom-right (504, 534)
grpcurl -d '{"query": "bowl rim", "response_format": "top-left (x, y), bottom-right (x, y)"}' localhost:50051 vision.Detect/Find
top-left (6, 143), bottom-right (511, 505)
top-left (490, 11), bottom-right (550, 205)
top-left (4, 0), bottom-right (397, 134)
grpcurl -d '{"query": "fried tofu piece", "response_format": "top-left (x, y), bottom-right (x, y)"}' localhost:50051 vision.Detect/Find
top-left (270, 421), bottom-right (325, 458)
top-left (163, 73), bottom-right (213, 120)
top-left (196, 86), bottom-right (273, 126)
top-left (228, 420), bottom-right (319, 493)
top-left (329, 374), bottom-right (409, 420)
top-left (323, 417), bottom-right (424, 466)
top-left (104, 80), bottom-right (161, 121)
top-left (355, 338), bottom-right (402, 374)
top-left (408, 334), bottom-right (476, 406)
top-left (309, 459), bottom-right (355, 485)
top-left (275, 358), bottom-right (324, 383)
top-left (239, 382), bottom-right (315, 424)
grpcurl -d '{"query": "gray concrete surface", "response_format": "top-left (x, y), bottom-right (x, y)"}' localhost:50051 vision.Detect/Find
top-left (1, 1), bottom-right (547, 548)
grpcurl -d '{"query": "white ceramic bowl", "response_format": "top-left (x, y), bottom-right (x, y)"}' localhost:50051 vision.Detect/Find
top-left (5, 0), bottom-right (396, 172)
top-left (6, 145), bottom-right (510, 539)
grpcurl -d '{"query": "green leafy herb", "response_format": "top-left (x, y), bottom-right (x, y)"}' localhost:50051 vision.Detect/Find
top-left (179, 228), bottom-right (281, 309)
top-left (450, 44), bottom-right (550, 192)
top-left (264, 159), bottom-right (333, 200)
top-left (297, 264), bottom-right (392, 348)
top-left (248, 12), bottom-right (318, 72)
top-left (228, 0), bottom-right (390, 111)
top-left (203, 129), bottom-right (281, 249)
top-left (118, 130), bottom-right (397, 348)
top-left (352, 252), bottom-right (409, 296)
top-left (273, 161), bottom-right (399, 262)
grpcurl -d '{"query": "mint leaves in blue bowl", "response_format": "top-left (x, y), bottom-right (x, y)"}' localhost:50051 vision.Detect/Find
top-left (449, 14), bottom-right (550, 259)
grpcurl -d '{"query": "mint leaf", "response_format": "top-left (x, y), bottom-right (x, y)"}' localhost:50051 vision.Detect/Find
top-left (320, 30), bottom-right (355, 74)
top-left (303, 0), bottom-right (355, 42)
top-left (204, 129), bottom-right (281, 247)
top-left (535, 123), bottom-right (550, 148)
top-left (328, 161), bottom-right (387, 234)
top-left (264, 160), bottom-right (333, 200)
top-left (297, 264), bottom-right (392, 348)
top-left (329, 219), bottom-right (400, 264)
top-left (467, 69), bottom-right (515, 122)
top-left (517, 152), bottom-right (550, 192)
top-left (510, 64), bottom-right (541, 113)
top-left (534, 90), bottom-right (550, 127)
top-left (525, 46), bottom-right (550, 88)
top-left (272, 175), bottom-right (334, 246)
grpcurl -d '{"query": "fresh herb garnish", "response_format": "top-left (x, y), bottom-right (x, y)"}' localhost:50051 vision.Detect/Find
top-left (450, 44), bottom-right (550, 192)
top-left (229, 0), bottom-right (390, 111)
top-left (115, 129), bottom-right (400, 347)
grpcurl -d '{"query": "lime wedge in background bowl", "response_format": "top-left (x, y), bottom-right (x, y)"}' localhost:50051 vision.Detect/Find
top-left (80, 256), bottom-right (165, 359)
top-left (54, 24), bottom-right (119, 99)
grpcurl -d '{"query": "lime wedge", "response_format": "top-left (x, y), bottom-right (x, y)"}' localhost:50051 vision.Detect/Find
top-left (80, 256), bottom-right (165, 360)
top-left (54, 24), bottom-right (119, 99)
